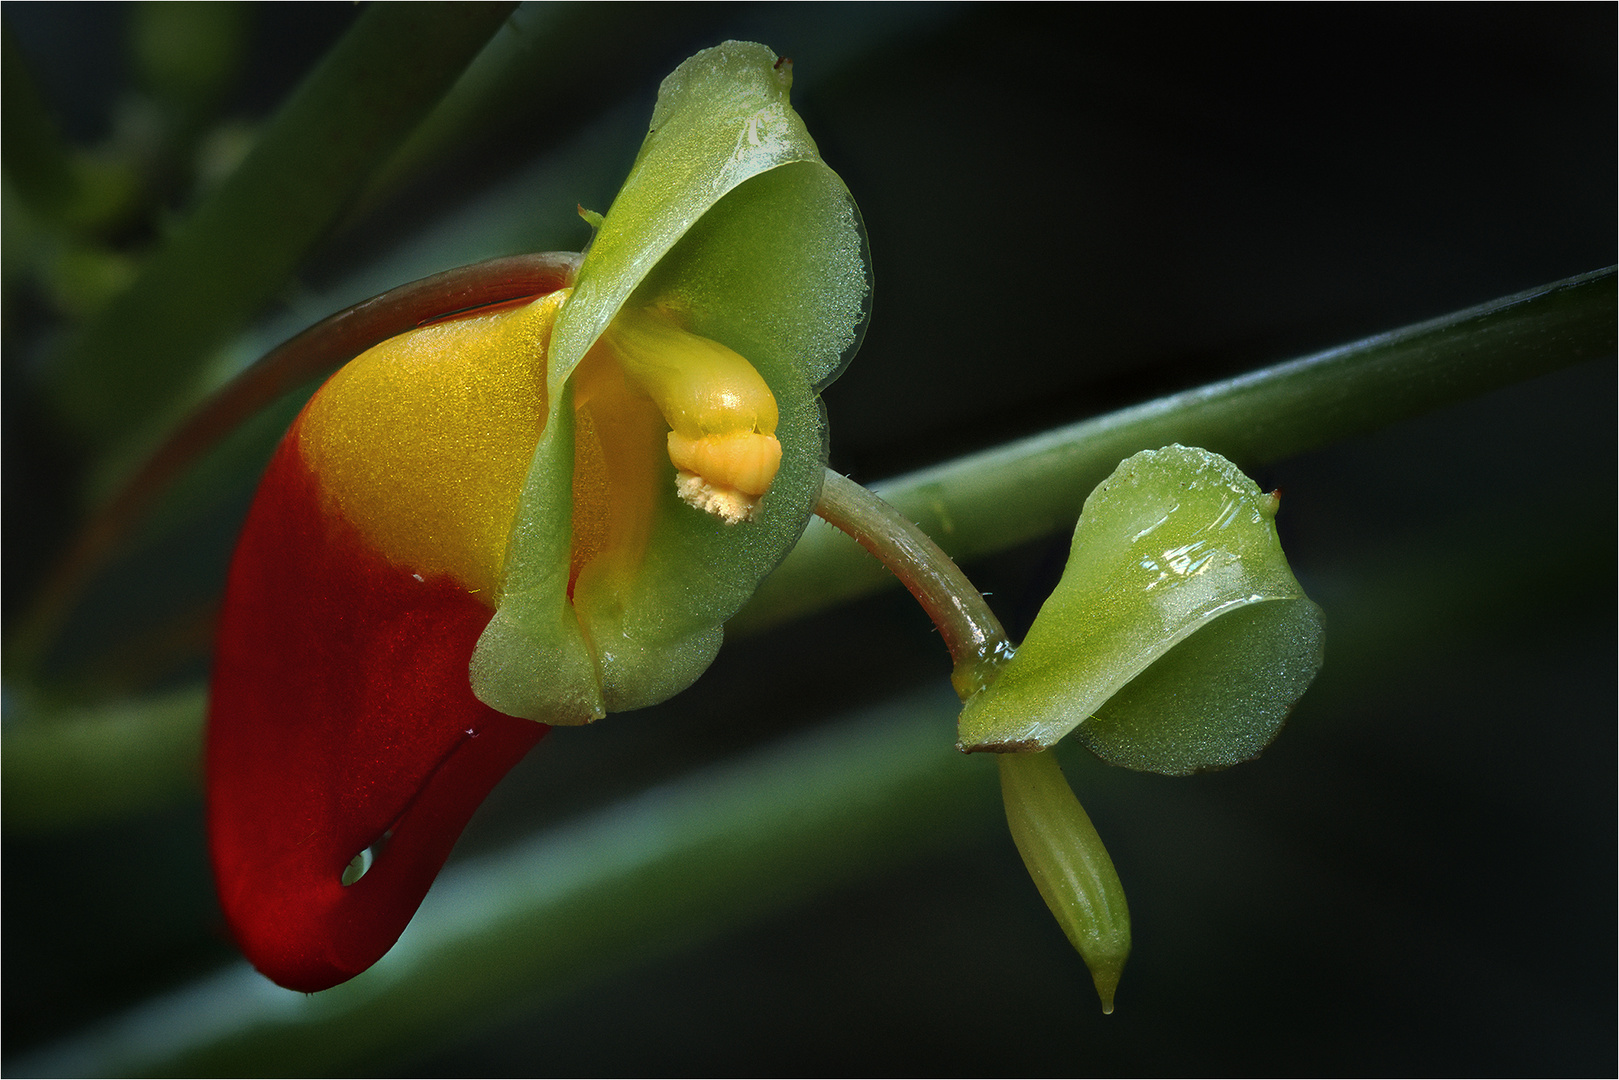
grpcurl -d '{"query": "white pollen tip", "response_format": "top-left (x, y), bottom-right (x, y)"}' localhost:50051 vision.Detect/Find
top-left (676, 470), bottom-right (759, 525)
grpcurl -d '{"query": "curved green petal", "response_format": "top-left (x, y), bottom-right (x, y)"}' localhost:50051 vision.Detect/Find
top-left (472, 42), bottom-right (870, 721)
top-left (469, 386), bottom-right (607, 723)
top-left (957, 445), bottom-right (1324, 773)
top-left (552, 41), bottom-right (869, 392)
top-left (1076, 588), bottom-right (1323, 774)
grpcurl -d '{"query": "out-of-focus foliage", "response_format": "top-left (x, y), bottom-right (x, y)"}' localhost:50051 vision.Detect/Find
top-left (4, 5), bottom-right (1613, 1075)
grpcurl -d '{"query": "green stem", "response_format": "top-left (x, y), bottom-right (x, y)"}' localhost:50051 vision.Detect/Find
top-left (739, 266), bottom-right (1616, 632)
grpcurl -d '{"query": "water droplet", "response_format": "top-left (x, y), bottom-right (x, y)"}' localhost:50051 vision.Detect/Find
top-left (340, 829), bottom-right (392, 886)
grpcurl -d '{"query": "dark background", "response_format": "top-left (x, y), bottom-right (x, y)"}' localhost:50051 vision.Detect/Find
top-left (5, 3), bottom-right (1614, 1074)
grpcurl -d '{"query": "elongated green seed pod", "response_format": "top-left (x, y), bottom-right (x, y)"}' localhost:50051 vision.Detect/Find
top-left (998, 750), bottom-right (1131, 1013)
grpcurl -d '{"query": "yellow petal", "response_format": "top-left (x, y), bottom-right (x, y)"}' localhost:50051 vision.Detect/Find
top-left (297, 292), bottom-right (565, 599)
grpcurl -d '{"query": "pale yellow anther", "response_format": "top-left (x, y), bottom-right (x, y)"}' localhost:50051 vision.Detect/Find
top-left (598, 306), bottom-right (782, 522)
top-left (666, 431), bottom-right (782, 496)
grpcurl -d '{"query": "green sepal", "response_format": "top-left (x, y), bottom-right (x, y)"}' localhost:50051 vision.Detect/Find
top-left (472, 41), bottom-right (869, 720)
top-left (549, 41), bottom-right (868, 394)
top-left (958, 445), bottom-right (1324, 773)
top-left (469, 383), bottom-right (606, 724)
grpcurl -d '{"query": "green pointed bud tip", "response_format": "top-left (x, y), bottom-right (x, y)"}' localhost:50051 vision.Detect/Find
top-left (998, 751), bottom-right (1131, 1015)
top-left (959, 445), bottom-right (1324, 776)
top-left (1091, 951), bottom-right (1124, 1016)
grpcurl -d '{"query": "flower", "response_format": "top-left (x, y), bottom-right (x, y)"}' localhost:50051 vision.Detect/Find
top-left (207, 42), bottom-right (869, 992)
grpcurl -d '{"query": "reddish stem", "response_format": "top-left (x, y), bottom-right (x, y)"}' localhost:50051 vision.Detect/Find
top-left (813, 468), bottom-right (1012, 701)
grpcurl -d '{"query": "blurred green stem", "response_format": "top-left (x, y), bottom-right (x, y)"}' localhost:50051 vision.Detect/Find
top-left (14, 687), bottom-right (995, 1077)
top-left (47, 2), bottom-right (519, 453)
top-left (1, 687), bottom-right (206, 830)
top-left (2, 24), bottom-right (88, 225)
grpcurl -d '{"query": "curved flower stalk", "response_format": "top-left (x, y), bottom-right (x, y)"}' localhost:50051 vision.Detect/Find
top-left (976, 445), bottom-right (1322, 1010)
top-left (813, 444), bottom-right (1323, 1011)
top-left (208, 42), bottom-right (868, 993)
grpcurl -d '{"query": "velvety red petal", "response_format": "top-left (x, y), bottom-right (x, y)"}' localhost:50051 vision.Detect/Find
top-left (207, 420), bottom-right (547, 993)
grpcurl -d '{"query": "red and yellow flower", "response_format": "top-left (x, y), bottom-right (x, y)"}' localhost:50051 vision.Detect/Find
top-left (207, 42), bottom-right (869, 992)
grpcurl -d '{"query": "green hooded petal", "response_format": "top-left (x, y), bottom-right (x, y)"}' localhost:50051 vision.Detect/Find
top-left (471, 42), bottom-right (870, 721)
top-left (957, 445), bottom-right (1324, 773)
top-left (468, 385), bottom-right (607, 723)
top-left (552, 41), bottom-right (868, 393)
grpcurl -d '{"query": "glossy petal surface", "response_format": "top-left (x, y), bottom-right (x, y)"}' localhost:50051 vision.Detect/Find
top-left (958, 445), bottom-right (1324, 771)
top-left (208, 426), bottom-right (546, 992)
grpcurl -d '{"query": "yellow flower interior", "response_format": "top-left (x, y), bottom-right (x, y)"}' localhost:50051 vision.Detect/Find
top-left (568, 345), bottom-right (663, 597)
top-left (297, 292), bottom-right (784, 606)
top-left (298, 292), bottom-right (565, 601)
